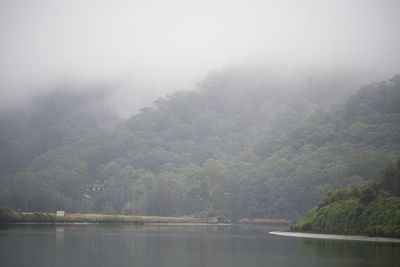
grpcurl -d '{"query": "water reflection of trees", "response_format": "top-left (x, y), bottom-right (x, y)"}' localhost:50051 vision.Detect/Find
top-left (299, 238), bottom-right (400, 267)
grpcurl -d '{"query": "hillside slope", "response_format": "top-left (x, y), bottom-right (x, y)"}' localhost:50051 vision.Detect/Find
top-left (0, 71), bottom-right (399, 220)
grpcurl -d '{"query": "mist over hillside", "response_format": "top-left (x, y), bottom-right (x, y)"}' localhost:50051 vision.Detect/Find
top-left (2, 2), bottom-right (400, 267)
top-left (0, 70), bottom-right (399, 220)
top-left (1, 0), bottom-right (400, 114)
top-left (1, 0), bottom-right (400, 221)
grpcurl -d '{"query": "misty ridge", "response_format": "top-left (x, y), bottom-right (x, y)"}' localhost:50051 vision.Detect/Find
top-left (0, 67), bottom-right (399, 221)
top-left (0, 0), bottom-right (400, 234)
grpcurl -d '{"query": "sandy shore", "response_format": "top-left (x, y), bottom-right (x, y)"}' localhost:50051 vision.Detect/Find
top-left (269, 231), bottom-right (400, 244)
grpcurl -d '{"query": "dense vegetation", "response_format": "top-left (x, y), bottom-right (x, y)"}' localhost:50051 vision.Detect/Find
top-left (0, 206), bottom-right (55, 223)
top-left (292, 160), bottom-right (400, 237)
top-left (0, 69), bottom-right (399, 220)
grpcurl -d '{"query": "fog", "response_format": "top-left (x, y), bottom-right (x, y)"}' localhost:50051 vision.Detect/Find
top-left (1, 0), bottom-right (400, 115)
top-left (2, 1), bottom-right (400, 246)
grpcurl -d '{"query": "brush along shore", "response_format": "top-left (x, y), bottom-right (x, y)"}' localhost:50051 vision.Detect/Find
top-left (0, 208), bottom-right (212, 224)
top-left (0, 207), bottom-right (292, 225)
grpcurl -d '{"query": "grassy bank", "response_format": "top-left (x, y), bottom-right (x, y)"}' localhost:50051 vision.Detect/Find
top-left (0, 207), bottom-right (293, 225)
top-left (0, 207), bottom-right (210, 224)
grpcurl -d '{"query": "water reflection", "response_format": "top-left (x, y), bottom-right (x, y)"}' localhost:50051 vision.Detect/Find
top-left (56, 226), bottom-right (64, 246)
top-left (298, 237), bottom-right (400, 267)
top-left (0, 225), bottom-right (398, 267)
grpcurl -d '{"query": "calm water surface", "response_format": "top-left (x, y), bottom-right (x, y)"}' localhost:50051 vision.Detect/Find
top-left (0, 224), bottom-right (399, 267)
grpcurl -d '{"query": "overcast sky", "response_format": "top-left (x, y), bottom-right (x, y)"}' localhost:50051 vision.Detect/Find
top-left (1, 0), bottom-right (399, 114)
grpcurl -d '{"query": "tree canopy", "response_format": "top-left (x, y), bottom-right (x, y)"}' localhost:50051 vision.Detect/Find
top-left (0, 71), bottom-right (399, 220)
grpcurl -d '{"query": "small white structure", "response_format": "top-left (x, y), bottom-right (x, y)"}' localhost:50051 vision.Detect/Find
top-left (56, 210), bottom-right (65, 217)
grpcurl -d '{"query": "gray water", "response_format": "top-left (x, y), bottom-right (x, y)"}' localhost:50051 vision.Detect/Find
top-left (0, 224), bottom-right (399, 267)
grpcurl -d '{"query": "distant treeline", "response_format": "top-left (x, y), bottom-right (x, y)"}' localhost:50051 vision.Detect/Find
top-left (293, 159), bottom-right (400, 237)
top-left (0, 70), bottom-right (399, 220)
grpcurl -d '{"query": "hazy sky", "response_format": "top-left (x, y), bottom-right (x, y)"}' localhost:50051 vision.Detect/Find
top-left (1, 0), bottom-right (399, 113)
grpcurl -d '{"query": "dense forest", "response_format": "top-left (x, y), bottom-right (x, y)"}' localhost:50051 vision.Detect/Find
top-left (0, 70), bottom-right (399, 220)
top-left (293, 159), bottom-right (400, 237)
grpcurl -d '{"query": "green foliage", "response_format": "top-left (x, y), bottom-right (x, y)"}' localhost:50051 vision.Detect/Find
top-left (0, 206), bottom-right (55, 223)
top-left (359, 187), bottom-right (376, 205)
top-left (318, 187), bottom-right (361, 208)
top-left (0, 72), bottom-right (399, 220)
top-left (293, 160), bottom-right (400, 237)
top-left (0, 206), bottom-right (15, 222)
top-left (379, 159), bottom-right (400, 196)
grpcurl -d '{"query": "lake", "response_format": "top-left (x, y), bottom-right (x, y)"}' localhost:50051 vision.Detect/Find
top-left (0, 224), bottom-right (398, 267)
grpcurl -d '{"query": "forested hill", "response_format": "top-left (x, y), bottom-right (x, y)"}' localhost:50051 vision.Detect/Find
top-left (292, 159), bottom-right (400, 237)
top-left (0, 71), bottom-right (399, 220)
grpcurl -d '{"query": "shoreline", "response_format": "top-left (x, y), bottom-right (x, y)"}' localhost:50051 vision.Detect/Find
top-left (269, 231), bottom-right (400, 244)
top-left (1, 209), bottom-right (291, 226)
top-left (0, 212), bottom-right (212, 225)
top-left (0, 222), bottom-right (226, 226)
